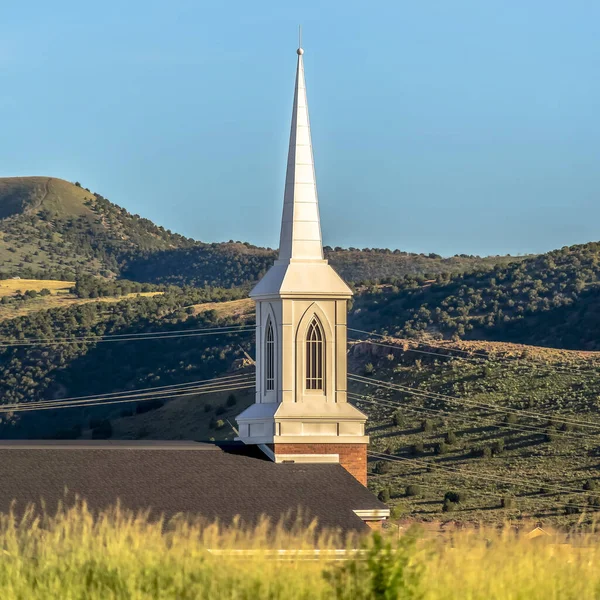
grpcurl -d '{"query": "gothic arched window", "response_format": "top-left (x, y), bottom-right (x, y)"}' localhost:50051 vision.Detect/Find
top-left (306, 317), bottom-right (324, 390)
top-left (265, 318), bottom-right (275, 391)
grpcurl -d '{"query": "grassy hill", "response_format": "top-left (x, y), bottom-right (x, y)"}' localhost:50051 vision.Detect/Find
top-left (350, 337), bottom-right (600, 527)
top-left (351, 241), bottom-right (600, 350)
top-left (0, 177), bottom-right (525, 287)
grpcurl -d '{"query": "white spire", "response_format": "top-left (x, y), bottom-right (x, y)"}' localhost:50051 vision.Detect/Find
top-left (278, 46), bottom-right (324, 262)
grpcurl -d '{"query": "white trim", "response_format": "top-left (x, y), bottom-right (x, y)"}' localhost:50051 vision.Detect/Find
top-left (353, 509), bottom-right (390, 520)
top-left (274, 453), bottom-right (339, 464)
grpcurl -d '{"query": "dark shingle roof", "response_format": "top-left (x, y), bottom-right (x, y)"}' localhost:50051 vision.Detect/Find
top-left (0, 441), bottom-right (385, 533)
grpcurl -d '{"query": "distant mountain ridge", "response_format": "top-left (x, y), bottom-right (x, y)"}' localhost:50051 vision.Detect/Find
top-left (0, 177), bottom-right (524, 287)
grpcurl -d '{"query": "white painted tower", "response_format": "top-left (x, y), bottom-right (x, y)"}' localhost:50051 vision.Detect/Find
top-left (236, 46), bottom-right (369, 484)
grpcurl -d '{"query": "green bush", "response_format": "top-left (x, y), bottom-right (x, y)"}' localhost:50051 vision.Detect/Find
top-left (324, 530), bottom-right (423, 600)
top-left (411, 441), bottom-right (425, 455)
top-left (364, 362), bottom-right (375, 376)
top-left (444, 490), bottom-right (468, 504)
top-left (405, 484), bottom-right (422, 497)
top-left (435, 442), bottom-right (449, 455)
top-left (378, 487), bottom-right (391, 503)
top-left (374, 461), bottom-right (391, 475)
top-left (583, 480), bottom-right (597, 491)
top-left (491, 438), bottom-right (505, 456)
top-left (392, 410), bottom-right (404, 427)
top-left (421, 419), bottom-right (434, 433)
top-left (226, 394), bottom-right (237, 407)
top-left (505, 413), bottom-right (518, 425)
top-left (565, 499), bottom-right (580, 515)
top-left (445, 431), bottom-right (457, 445)
top-left (442, 499), bottom-right (457, 512)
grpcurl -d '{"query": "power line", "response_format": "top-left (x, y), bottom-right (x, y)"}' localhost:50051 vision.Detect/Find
top-left (368, 451), bottom-right (595, 499)
top-left (347, 392), bottom-right (594, 442)
top-left (367, 452), bottom-right (596, 512)
top-left (1, 373), bottom-right (255, 411)
top-left (0, 325), bottom-right (255, 348)
top-left (349, 372), bottom-right (600, 431)
top-left (348, 328), bottom-right (600, 377)
top-left (7, 373), bottom-right (253, 408)
top-left (5, 381), bottom-right (256, 413)
top-left (349, 335), bottom-right (599, 380)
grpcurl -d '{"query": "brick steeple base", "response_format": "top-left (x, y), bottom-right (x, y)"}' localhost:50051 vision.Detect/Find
top-left (269, 443), bottom-right (367, 486)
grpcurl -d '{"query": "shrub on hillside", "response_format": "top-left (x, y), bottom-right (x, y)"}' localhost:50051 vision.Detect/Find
top-left (442, 499), bottom-right (457, 512)
top-left (565, 500), bottom-right (580, 515)
top-left (405, 484), bottom-right (422, 497)
top-left (378, 487), bottom-right (391, 503)
top-left (226, 394), bottom-right (237, 407)
top-left (434, 442), bottom-right (449, 455)
top-left (583, 480), bottom-right (597, 491)
top-left (411, 441), bottom-right (425, 455)
top-left (392, 410), bottom-right (404, 427)
top-left (445, 431), bottom-right (457, 445)
top-left (491, 438), bottom-right (505, 456)
top-left (444, 490), bottom-right (468, 504)
top-left (421, 419), bottom-right (434, 433)
top-left (374, 461), bottom-right (391, 475)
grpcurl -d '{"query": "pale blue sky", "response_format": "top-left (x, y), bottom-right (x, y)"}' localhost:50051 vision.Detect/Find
top-left (1, 1), bottom-right (598, 256)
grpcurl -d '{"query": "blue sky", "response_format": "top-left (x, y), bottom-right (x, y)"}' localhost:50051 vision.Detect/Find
top-left (1, 1), bottom-right (598, 256)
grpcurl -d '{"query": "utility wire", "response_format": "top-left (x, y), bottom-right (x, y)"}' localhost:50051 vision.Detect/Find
top-left (349, 328), bottom-right (600, 377)
top-left (349, 372), bottom-right (600, 431)
top-left (368, 451), bottom-right (595, 499)
top-left (4, 373), bottom-right (254, 408)
top-left (347, 392), bottom-right (594, 442)
top-left (0, 325), bottom-right (255, 348)
top-left (367, 452), bottom-right (596, 512)
top-left (2, 376), bottom-right (255, 412)
top-left (5, 381), bottom-right (256, 413)
top-left (349, 335), bottom-right (599, 380)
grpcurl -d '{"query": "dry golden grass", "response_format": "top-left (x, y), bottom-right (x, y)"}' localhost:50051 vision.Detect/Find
top-left (0, 280), bottom-right (163, 320)
top-left (2, 503), bottom-right (600, 598)
top-left (0, 278), bottom-right (74, 296)
top-left (190, 297), bottom-right (254, 320)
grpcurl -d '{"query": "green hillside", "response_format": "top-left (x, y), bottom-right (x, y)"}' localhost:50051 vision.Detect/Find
top-left (350, 338), bottom-right (600, 527)
top-left (0, 177), bottom-right (524, 287)
top-left (351, 242), bottom-right (600, 350)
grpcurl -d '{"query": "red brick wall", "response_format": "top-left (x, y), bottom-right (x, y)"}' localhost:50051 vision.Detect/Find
top-left (270, 443), bottom-right (367, 486)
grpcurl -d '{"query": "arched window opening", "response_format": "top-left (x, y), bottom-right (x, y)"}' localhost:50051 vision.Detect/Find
top-left (306, 317), bottom-right (324, 390)
top-left (265, 319), bottom-right (275, 392)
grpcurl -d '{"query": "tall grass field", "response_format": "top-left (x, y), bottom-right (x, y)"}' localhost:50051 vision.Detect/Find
top-left (1, 503), bottom-right (600, 599)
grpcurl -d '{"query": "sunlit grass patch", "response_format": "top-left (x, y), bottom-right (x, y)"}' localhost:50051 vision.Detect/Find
top-left (1, 502), bottom-right (600, 598)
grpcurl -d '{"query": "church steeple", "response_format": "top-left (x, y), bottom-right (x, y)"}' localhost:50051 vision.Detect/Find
top-left (278, 47), bottom-right (324, 263)
top-left (237, 44), bottom-right (369, 487)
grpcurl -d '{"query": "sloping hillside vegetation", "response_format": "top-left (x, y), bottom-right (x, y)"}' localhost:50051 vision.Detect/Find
top-left (349, 339), bottom-right (600, 527)
top-left (0, 286), bottom-right (253, 438)
top-left (0, 177), bottom-right (524, 286)
top-left (351, 242), bottom-right (600, 350)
